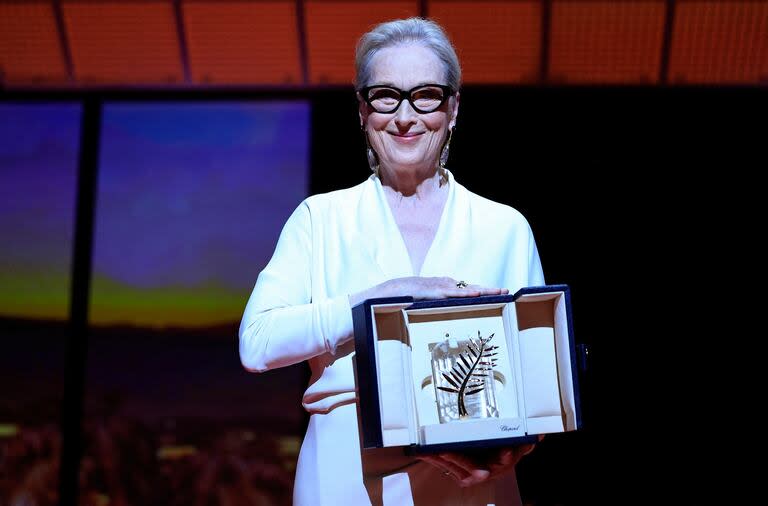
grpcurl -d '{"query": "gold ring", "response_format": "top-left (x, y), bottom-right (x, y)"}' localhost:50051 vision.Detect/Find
top-left (456, 280), bottom-right (468, 288)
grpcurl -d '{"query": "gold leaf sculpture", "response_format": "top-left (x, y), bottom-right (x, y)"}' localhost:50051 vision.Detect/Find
top-left (435, 331), bottom-right (498, 418)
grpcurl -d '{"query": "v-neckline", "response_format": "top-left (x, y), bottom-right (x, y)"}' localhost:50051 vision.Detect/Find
top-left (376, 172), bottom-right (454, 278)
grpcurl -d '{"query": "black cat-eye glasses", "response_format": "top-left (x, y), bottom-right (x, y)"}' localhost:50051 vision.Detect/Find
top-left (358, 84), bottom-right (455, 114)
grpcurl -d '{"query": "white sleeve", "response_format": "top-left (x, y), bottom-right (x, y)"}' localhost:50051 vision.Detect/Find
top-left (238, 201), bottom-right (354, 373)
top-left (527, 222), bottom-right (546, 286)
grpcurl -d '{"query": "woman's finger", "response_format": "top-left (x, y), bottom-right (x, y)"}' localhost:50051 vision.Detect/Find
top-left (445, 280), bottom-right (487, 298)
top-left (440, 452), bottom-right (490, 487)
top-left (456, 282), bottom-right (507, 295)
top-left (439, 451), bottom-right (477, 470)
top-left (418, 455), bottom-right (471, 483)
top-left (494, 449), bottom-right (516, 466)
top-left (445, 288), bottom-right (482, 298)
top-left (485, 450), bottom-right (517, 479)
top-left (468, 285), bottom-right (508, 295)
top-left (486, 444), bottom-right (538, 479)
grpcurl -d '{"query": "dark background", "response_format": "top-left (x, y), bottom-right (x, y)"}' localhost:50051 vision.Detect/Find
top-left (312, 85), bottom-right (764, 503)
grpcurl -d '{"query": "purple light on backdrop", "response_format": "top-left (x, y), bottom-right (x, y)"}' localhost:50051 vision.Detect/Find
top-left (0, 103), bottom-right (81, 319)
top-left (91, 101), bottom-right (310, 326)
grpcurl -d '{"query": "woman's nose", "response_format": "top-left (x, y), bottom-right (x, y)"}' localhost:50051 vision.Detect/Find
top-left (394, 99), bottom-right (418, 126)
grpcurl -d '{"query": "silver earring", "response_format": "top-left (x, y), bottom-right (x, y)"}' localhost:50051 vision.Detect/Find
top-left (364, 131), bottom-right (380, 177)
top-left (437, 127), bottom-right (455, 186)
top-left (439, 126), bottom-right (455, 170)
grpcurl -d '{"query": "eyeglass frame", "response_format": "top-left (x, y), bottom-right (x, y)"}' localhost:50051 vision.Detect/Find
top-left (357, 83), bottom-right (456, 114)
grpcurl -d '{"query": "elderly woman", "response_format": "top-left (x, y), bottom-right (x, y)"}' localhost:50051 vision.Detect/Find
top-left (240, 17), bottom-right (544, 506)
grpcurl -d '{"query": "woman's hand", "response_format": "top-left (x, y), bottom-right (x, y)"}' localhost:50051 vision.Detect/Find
top-left (349, 277), bottom-right (508, 306)
top-left (417, 437), bottom-right (542, 487)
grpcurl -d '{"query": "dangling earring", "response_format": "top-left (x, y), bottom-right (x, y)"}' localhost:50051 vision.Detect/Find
top-left (439, 126), bottom-right (454, 168)
top-left (438, 126), bottom-right (455, 183)
top-left (363, 128), bottom-right (380, 177)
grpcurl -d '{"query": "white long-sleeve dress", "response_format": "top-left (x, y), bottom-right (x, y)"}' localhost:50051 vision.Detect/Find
top-left (239, 170), bottom-right (545, 506)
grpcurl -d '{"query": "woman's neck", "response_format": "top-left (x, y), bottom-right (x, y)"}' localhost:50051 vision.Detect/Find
top-left (380, 166), bottom-right (448, 200)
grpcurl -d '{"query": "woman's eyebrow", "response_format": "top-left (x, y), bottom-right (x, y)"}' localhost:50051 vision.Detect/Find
top-left (374, 82), bottom-right (435, 88)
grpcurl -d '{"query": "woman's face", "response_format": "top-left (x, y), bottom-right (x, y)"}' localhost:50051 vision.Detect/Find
top-left (359, 44), bottom-right (459, 178)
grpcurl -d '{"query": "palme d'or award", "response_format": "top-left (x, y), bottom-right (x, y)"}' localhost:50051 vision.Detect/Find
top-left (430, 331), bottom-right (500, 423)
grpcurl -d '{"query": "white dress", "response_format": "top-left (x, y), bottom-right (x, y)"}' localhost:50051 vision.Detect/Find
top-left (239, 170), bottom-right (545, 506)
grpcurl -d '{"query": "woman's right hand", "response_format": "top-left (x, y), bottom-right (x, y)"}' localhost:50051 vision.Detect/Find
top-left (349, 277), bottom-right (508, 307)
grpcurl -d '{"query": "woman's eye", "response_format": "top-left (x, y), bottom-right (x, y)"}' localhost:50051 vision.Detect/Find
top-left (370, 90), bottom-right (400, 102)
top-left (412, 88), bottom-right (443, 101)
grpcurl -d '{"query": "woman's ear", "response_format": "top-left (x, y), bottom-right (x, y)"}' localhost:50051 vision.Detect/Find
top-left (357, 92), bottom-right (367, 129)
top-left (449, 91), bottom-right (460, 130)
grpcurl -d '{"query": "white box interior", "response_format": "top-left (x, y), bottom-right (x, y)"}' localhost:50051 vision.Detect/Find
top-left (369, 292), bottom-right (577, 447)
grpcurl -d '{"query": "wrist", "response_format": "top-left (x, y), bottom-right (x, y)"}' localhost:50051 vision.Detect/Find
top-left (380, 278), bottom-right (397, 298)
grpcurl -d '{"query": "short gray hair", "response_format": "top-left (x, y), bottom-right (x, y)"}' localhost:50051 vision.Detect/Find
top-left (354, 17), bottom-right (461, 91)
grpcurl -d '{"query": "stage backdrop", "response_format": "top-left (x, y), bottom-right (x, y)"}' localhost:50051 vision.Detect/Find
top-left (82, 101), bottom-right (311, 505)
top-left (0, 101), bottom-right (312, 506)
top-left (0, 103), bottom-right (80, 500)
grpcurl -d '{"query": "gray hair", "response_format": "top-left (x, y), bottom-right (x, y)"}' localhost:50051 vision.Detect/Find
top-left (354, 17), bottom-right (461, 91)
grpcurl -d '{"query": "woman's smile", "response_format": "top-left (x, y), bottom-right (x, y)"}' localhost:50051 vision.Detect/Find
top-left (390, 131), bottom-right (424, 143)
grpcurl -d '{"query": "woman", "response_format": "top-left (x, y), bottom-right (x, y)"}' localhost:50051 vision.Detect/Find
top-left (240, 17), bottom-right (544, 506)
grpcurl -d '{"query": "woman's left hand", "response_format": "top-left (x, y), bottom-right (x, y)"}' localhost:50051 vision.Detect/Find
top-left (417, 437), bottom-right (542, 487)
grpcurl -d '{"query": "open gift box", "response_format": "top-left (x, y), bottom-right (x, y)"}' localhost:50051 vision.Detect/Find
top-left (352, 284), bottom-right (585, 453)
